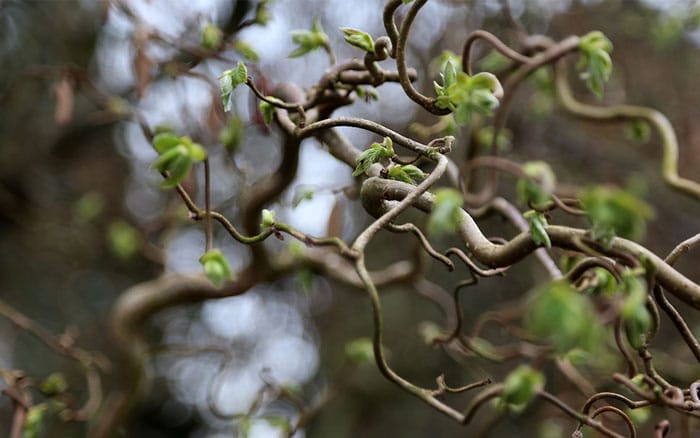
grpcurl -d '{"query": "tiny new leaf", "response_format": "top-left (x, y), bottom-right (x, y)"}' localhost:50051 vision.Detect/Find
top-left (289, 19), bottom-right (329, 58)
top-left (523, 210), bottom-right (551, 249)
top-left (577, 31), bottom-right (613, 98)
top-left (219, 62), bottom-right (248, 112)
top-left (387, 164), bottom-right (426, 185)
top-left (352, 137), bottom-right (394, 177)
top-left (151, 136), bottom-right (206, 188)
top-left (341, 28), bottom-right (375, 53)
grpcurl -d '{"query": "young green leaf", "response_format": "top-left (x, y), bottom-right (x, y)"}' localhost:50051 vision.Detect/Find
top-left (431, 50), bottom-right (462, 78)
top-left (434, 69), bottom-right (503, 126)
top-left (523, 210), bottom-right (551, 249)
top-left (387, 164), bottom-right (426, 185)
top-left (402, 164), bottom-right (426, 182)
top-left (501, 365), bottom-right (545, 407)
top-left (219, 62), bottom-right (248, 112)
top-left (427, 188), bottom-right (464, 236)
top-left (259, 100), bottom-right (275, 124)
top-left (254, 0), bottom-right (271, 25)
top-left (341, 28), bottom-right (375, 53)
top-left (153, 132), bottom-right (182, 154)
top-left (442, 59), bottom-right (457, 90)
top-left (468, 72), bottom-right (503, 98)
top-left (352, 137), bottom-right (394, 177)
top-left (199, 249), bottom-right (234, 288)
top-left (289, 19), bottom-right (329, 58)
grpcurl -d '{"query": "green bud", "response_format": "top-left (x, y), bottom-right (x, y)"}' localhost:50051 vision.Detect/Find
top-left (199, 249), bottom-right (234, 288)
top-left (201, 23), bottom-right (223, 50)
top-left (261, 209), bottom-right (275, 227)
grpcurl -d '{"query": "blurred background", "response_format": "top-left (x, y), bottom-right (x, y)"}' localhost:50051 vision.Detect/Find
top-left (1, 0), bottom-right (700, 436)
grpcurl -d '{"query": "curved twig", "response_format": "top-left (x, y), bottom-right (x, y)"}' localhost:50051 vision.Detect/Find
top-left (360, 177), bottom-right (700, 309)
top-left (554, 60), bottom-right (700, 200)
top-left (385, 222), bottom-right (454, 270)
top-left (462, 30), bottom-right (532, 75)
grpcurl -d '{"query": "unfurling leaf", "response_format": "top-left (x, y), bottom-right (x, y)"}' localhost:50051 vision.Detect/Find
top-left (523, 210), bottom-right (551, 249)
top-left (341, 27), bottom-right (375, 53)
top-left (387, 164), bottom-right (426, 185)
top-left (501, 365), bottom-right (545, 407)
top-left (352, 137), bottom-right (394, 177)
top-left (577, 31), bottom-right (613, 98)
top-left (431, 50), bottom-right (461, 78)
top-left (289, 19), bottom-right (329, 58)
top-left (151, 135), bottom-right (206, 188)
top-left (219, 62), bottom-right (248, 112)
top-left (345, 337), bottom-right (374, 365)
top-left (427, 188), bottom-right (464, 236)
top-left (259, 98), bottom-right (280, 125)
top-left (261, 209), bottom-right (275, 227)
top-left (199, 249), bottom-right (234, 288)
top-left (434, 68), bottom-right (503, 126)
